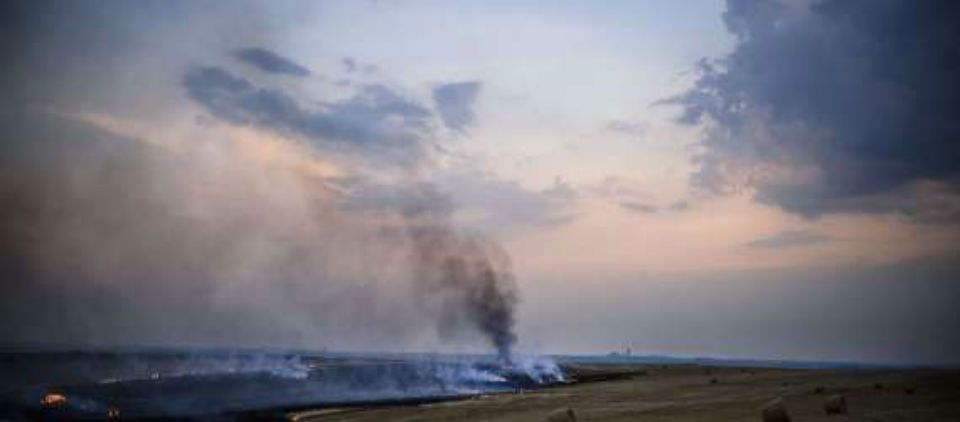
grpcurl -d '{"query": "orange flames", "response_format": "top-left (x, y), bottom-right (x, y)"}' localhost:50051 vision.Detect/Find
top-left (40, 393), bottom-right (67, 408)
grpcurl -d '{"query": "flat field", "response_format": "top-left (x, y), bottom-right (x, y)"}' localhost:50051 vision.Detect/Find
top-left (288, 364), bottom-right (960, 422)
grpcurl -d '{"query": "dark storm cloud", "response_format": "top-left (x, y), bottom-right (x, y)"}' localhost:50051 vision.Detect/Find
top-left (184, 66), bottom-right (433, 165)
top-left (746, 230), bottom-right (832, 249)
top-left (671, 0), bottom-right (960, 220)
top-left (234, 47), bottom-right (311, 77)
top-left (432, 81), bottom-right (482, 131)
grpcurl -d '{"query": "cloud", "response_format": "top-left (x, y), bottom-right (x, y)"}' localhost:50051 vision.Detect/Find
top-left (606, 120), bottom-right (646, 137)
top-left (666, 200), bottom-right (690, 212)
top-left (746, 230), bottom-right (832, 249)
top-left (432, 81), bottom-right (482, 131)
top-left (234, 47), bottom-right (311, 77)
top-left (433, 169), bottom-right (579, 232)
top-left (620, 201), bottom-right (658, 214)
top-left (584, 176), bottom-right (691, 214)
top-left (619, 199), bottom-right (690, 215)
top-left (541, 177), bottom-right (577, 202)
top-left (587, 176), bottom-right (650, 203)
top-left (670, 0), bottom-right (960, 221)
top-left (184, 66), bottom-right (433, 165)
top-left (341, 179), bottom-right (455, 219)
top-left (342, 57), bottom-right (357, 73)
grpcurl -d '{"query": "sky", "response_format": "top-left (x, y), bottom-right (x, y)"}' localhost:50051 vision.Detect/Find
top-left (1, 0), bottom-right (958, 365)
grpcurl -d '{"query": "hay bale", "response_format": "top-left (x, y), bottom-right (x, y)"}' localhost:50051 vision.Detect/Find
top-left (813, 386), bottom-right (825, 394)
top-left (873, 382), bottom-right (883, 390)
top-left (824, 394), bottom-right (847, 415)
top-left (545, 407), bottom-right (577, 422)
top-left (761, 398), bottom-right (790, 422)
top-left (709, 377), bottom-right (719, 385)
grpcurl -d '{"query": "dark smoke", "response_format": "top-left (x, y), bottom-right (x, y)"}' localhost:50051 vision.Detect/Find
top-left (409, 226), bottom-right (518, 360)
top-left (0, 109), bottom-right (520, 357)
top-left (0, 0), bottom-right (521, 358)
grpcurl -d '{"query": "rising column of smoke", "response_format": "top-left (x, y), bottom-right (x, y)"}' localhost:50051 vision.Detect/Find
top-left (0, 108), bottom-right (522, 358)
top-left (407, 224), bottom-right (518, 361)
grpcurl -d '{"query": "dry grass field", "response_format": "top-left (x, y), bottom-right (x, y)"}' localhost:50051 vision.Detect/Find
top-left (287, 364), bottom-right (960, 422)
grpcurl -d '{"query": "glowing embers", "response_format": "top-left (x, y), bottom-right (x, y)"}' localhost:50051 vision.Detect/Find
top-left (40, 392), bottom-right (67, 408)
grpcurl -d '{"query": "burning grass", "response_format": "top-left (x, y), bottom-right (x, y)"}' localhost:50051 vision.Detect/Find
top-left (0, 351), bottom-right (565, 420)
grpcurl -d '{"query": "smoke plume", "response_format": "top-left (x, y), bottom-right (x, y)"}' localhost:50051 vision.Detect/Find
top-left (0, 109), bottom-right (519, 358)
top-left (0, 0), bottom-right (522, 358)
top-left (409, 226), bottom-right (518, 360)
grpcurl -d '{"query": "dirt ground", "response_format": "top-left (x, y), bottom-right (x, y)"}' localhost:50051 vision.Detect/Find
top-left (287, 364), bottom-right (960, 422)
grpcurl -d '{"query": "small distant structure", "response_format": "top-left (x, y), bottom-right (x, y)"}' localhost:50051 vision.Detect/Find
top-left (761, 397), bottom-right (791, 422)
top-left (607, 345), bottom-right (632, 358)
top-left (824, 394), bottom-right (847, 415)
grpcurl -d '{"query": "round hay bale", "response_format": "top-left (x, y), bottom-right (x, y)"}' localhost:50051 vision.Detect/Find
top-left (761, 398), bottom-right (790, 422)
top-left (545, 407), bottom-right (577, 422)
top-left (824, 394), bottom-right (847, 415)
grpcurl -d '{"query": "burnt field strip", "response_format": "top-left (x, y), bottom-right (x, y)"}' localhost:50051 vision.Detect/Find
top-left (0, 351), bottom-right (563, 421)
top-left (2, 351), bottom-right (959, 421)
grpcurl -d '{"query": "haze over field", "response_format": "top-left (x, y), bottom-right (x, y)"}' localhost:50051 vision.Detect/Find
top-left (1, 0), bottom-right (958, 366)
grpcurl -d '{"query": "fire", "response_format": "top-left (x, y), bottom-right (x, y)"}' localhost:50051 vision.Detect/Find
top-left (40, 393), bottom-right (67, 408)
